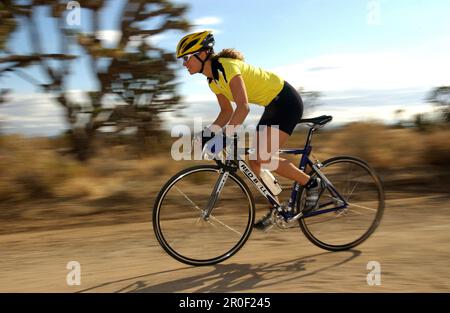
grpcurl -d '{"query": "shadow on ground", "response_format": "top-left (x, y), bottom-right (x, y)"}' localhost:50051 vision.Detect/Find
top-left (78, 250), bottom-right (361, 293)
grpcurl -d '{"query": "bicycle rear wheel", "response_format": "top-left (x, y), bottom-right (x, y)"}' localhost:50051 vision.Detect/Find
top-left (153, 165), bottom-right (255, 266)
top-left (298, 156), bottom-right (384, 251)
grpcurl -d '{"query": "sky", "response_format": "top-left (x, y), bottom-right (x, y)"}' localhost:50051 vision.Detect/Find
top-left (1, 0), bottom-right (450, 136)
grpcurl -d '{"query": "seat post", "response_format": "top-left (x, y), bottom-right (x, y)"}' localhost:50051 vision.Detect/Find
top-left (304, 127), bottom-right (315, 151)
top-left (297, 126), bottom-right (315, 172)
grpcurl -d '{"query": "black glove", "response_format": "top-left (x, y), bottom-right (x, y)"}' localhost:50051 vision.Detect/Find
top-left (200, 128), bottom-right (217, 149)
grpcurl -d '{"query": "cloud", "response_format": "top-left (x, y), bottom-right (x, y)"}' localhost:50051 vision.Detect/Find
top-left (181, 94), bottom-right (216, 104)
top-left (170, 86), bottom-right (437, 132)
top-left (189, 27), bottom-right (223, 35)
top-left (96, 30), bottom-right (122, 46)
top-left (272, 50), bottom-right (450, 92)
top-left (191, 16), bottom-right (223, 34)
top-left (310, 102), bottom-right (434, 125)
top-left (144, 34), bottom-right (166, 46)
top-left (193, 17), bottom-right (223, 26)
top-left (306, 66), bottom-right (342, 72)
top-left (0, 92), bottom-right (68, 136)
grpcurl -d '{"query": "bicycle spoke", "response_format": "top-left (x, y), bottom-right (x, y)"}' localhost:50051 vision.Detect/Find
top-left (175, 185), bottom-right (242, 235)
top-left (209, 215), bottom-right (243, 236)
top-left (174, 186), bottom-right (203, 213)
top-left (347, 202), bottom-right (378, 212)
top-left (346, 181), bottom-right (359, 201)
top-left (322, 194), bottom-right (344, 207)
top-left (345, 163), bottom-right (353, 196)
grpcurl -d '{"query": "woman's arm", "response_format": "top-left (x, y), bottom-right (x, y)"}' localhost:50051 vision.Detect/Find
top-left (226, 74), bottom-right (250, 136)
top-left (209, 93), bottom-right (234, 130)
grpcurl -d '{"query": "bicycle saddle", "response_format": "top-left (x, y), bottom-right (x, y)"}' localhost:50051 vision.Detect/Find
top-left (298, 115), bottom-right (333, 126)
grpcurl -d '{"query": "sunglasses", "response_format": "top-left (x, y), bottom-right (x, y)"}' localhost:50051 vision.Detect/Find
top-left (182, 52), bottom-right (199, 62)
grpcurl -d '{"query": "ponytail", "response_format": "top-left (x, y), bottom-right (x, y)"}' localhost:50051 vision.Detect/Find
top-left (211, 48), bottom-right (245, 61)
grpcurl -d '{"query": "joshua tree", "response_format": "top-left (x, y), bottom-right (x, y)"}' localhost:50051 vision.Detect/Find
top-left (0, 0), bottom-right (190, 160)
top-left (426, 86), bottom-right (450, 123)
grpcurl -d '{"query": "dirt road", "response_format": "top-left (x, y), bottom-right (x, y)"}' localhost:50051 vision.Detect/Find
top-left (1, 192), bottom-right (449, 292)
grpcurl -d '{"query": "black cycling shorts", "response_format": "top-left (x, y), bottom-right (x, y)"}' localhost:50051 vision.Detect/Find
top-left (256, 81), bottom-right (303, 136)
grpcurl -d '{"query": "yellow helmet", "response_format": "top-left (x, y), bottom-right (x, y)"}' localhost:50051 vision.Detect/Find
top-left (176, 30), bottom-right (215, 58)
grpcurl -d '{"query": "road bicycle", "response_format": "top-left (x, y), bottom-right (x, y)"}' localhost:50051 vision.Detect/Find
top-left (153, 115), bottom-right (385, 266)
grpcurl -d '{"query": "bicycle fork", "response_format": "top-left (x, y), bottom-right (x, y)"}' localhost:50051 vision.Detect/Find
top-left (202, 170), bottom-right (229, 220)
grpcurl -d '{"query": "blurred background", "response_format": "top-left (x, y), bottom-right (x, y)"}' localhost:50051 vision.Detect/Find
top-left (0, 0), bottom-right (449, 292)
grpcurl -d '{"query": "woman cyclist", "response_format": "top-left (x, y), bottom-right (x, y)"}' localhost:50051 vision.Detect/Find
top-left (176, 30), bottom-right (321, 231)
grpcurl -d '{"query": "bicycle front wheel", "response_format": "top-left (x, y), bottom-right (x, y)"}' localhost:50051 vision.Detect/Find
top-left (298, 156), bottom-right (384, 251)
top-left (153, 165), bottom-right (255, 266)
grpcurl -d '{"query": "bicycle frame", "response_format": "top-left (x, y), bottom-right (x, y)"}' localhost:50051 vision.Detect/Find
top-left (203, 127), bottom-right (349, 220)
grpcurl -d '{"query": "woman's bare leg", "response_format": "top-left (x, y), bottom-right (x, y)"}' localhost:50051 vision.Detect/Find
top-left (249, 126), bottom-right (310, 186)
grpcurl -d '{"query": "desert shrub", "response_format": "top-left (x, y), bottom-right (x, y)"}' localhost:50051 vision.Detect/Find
top-left (322, 123), bottom-right (426, 170)
top-left (422, 129), bottom-right (450, 169)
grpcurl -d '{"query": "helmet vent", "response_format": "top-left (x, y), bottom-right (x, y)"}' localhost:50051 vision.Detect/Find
top-left (178, 37), bottom-right (189, 50)
top-left (183, 39), bottom-right (200, 53)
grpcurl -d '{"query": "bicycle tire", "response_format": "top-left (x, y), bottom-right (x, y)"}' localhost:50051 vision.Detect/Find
top-left (298, 156), bottom-right (385, 251)
top-left (153, 164), bottom-right (255, 266)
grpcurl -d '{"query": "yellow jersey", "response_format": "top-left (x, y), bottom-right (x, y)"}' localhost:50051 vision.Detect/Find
top-left (208, 58), bottom-right (284, 106)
